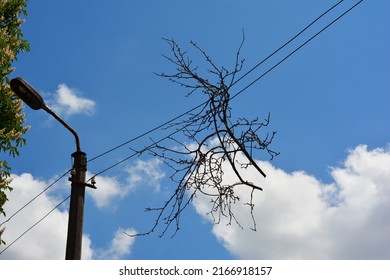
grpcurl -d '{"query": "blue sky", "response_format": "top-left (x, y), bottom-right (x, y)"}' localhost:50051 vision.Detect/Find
top-left (1, 0), bottom-right (389, 260)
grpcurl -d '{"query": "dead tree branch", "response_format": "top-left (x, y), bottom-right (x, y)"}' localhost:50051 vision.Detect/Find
top-left (132, 36), bottom-right (278, 237)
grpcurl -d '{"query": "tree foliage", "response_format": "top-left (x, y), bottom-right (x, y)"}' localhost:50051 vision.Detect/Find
top-left (0, 0), bottom-right (29, 245)
top-left (131, 37), bottom-right (278, 237)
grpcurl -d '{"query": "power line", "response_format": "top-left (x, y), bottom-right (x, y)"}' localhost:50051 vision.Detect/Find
top-left (87, 1), bottom-right (345, 165)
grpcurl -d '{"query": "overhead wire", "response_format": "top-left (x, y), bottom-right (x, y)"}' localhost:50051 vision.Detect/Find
top-left (1, 0), bottom-right (364, 254)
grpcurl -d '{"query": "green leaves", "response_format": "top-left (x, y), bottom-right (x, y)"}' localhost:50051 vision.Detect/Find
top-left (0, 0), bottom-right (29, 245)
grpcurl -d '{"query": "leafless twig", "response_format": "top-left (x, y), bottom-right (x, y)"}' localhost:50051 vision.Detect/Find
top-left (130, 35), bottom-right (278, 237)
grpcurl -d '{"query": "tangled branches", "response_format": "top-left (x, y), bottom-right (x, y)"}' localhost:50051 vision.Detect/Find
top-left (134, 37), bottom-right (278, 236)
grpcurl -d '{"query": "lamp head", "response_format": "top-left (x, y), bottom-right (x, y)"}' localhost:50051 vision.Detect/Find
top-left (10, 77), bottom-right (46, 110)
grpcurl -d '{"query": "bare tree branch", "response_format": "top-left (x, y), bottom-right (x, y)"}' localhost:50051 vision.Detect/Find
top-left (129, 36), bottom-right (278, 237)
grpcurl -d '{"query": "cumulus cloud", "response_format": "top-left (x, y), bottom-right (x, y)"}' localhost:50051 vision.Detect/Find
top-left (0, 173), bottom-right (136, 260)
top-left (47, 84), bottom-right (96, 117)
top-left (192, 144), bottom-right (390, 259)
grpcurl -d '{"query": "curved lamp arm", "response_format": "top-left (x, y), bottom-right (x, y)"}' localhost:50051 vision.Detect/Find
top-left (10, 77), bottom-right (80, 152)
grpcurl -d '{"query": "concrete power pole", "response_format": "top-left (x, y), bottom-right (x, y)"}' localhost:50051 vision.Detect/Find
top-left (65, 151), bottom-right (87, 260)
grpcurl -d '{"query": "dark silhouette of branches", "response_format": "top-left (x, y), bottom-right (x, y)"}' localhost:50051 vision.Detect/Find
top-left (131, 36), bottom-right (278, 237)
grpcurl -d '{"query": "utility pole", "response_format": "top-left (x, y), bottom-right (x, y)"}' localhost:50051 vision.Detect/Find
top-left (65, 151), bottom-right (87, 260)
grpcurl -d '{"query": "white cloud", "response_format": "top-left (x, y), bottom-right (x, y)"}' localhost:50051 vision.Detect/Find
top-left (192, 144), bottom-right (390, 259)
top-left (94, 228), bottom-right (137, 260)
top-left (48, 84), bottom-right (96, 117)
top-left (0, 173), bottom-right (136, 260)
top-left (0, 173), bottom-right (93, 259)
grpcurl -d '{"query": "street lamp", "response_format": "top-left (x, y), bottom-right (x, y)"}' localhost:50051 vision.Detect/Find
top-left (10, 77), bottom-right (96, 260)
